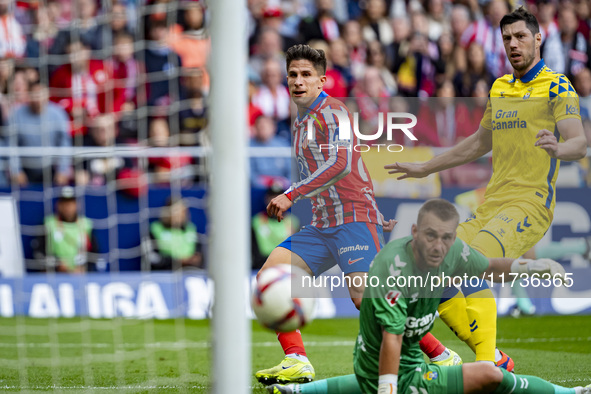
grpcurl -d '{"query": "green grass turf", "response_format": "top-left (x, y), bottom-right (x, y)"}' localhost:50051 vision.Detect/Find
top-left (0, 315), bottom-right (589, 392)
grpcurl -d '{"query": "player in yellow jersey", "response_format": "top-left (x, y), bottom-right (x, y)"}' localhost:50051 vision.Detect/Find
top-left (386, 6), bottom-right (588, 369)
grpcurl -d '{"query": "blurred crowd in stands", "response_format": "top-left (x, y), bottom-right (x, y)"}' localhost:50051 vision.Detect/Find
top-left (0, 0), bottom-right (591, 272)
top-left (0, 0), bottom-right (208, 189)
top-left (0, 0), bottom-right (589, 191)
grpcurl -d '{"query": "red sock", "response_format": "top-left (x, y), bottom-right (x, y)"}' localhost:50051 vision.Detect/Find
top-left (277, 329), bottom-right (306, 356)
top-left (419, 332), bottom-right (446, 359)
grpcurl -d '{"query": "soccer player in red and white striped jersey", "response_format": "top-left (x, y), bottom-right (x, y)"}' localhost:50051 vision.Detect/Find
top-left (256, 44), bottom-right (395, 385)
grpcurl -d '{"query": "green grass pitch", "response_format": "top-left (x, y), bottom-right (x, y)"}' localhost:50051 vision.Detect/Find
top-left (0, 315), bottom-right (589, 392)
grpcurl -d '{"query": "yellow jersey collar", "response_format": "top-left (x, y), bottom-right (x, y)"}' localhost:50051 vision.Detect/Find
top-left (509, 59), bottom-right (546, 83)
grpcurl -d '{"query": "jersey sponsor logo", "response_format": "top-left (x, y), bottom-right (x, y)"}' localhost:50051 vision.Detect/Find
top-left (491, 119), bottom-right (527, 130)
top-left (566, 104), bottom-right (579, 115)
top-left (405, 313), bottom-right (435, 337)
top-left (494, 213), bottom-right (514, 224)
top-left (348, 257), bottom-right (364, 265)
top-left (423, 371), bottom-right (438, 381)
top-left (338, 244), bottom-right (369, 255)
top-left (409, 292), bottom-right (419, 303)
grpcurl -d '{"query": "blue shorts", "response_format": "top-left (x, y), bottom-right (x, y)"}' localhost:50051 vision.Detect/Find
top-left (278, 222), bottom-right (384, 276)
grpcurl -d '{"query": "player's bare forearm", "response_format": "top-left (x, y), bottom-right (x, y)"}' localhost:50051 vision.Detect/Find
top-left (385, 125), bottom-right (492, 178)
top-left (483, 258), bottom-right (515, 281)
top-left (485, 257), bottom-right (566, 283)
top-left (555, 135), bottom-right (588, 160)
top-left (538, 118), bottom-right (588, 160)
top-left (379, 331), bottom-right (402, 376)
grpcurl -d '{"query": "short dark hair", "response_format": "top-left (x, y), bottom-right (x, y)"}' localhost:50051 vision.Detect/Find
top-left (499, 6), bottom-right (540, 36)
top-left (417, 199), bottom-right (459, 226)
top-left (285, 44), bottom-right (327, 75)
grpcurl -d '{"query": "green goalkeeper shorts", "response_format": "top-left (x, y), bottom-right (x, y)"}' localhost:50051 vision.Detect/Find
top-left (356, 364), bottom-right (463, 393)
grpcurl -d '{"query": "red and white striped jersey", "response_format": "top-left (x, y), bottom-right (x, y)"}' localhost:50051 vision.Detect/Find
top-left (285, 91), bottom-right (382, 229)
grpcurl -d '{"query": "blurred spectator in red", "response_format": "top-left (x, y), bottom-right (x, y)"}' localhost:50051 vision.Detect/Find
top-left (249, 114), bottom-right (291, 188)
top-left (360, 0), bottom-right (393, 46)
top-left (352, 66), bottom-right (390, 139)
top-left (342, 20), bottom-right (367, 78)
top-left (50, 39), bottom-right (124, 135)
top-left (366, 40), bottom-right (397, 95)
top-left (49, 0), bottom-right (107, 56)
top-left (168, 0), bottom-right (210, 91)
top-left (76, 114), bottom-right (127, 186)
top-left (0, 0), bottom-right (25, 58)
top-left (141, 17), bottom-right (183, 107)
top-left (574, 0), bottom-right (590, 39)
top-left (179, 67), bottom-right (207, 146)
top-left (327, 38), bottom-right (354, 96)
top-left (24, 2), bottom-right (59, 60)
top-left (8, 81), bottom-right (71, 186)
top-left (299, 0), bottom-right (341, 43)
top-left (248, 73), bottom-right (263, 132)
top-left (557, 7), bottom-right (587, 78)
top-left (309, 39), bottom-right (348, 97)
top-left (252, 58), bottom-right (291, 124)
top-left (109, 32), bottom-right (138, 112)
top-left (460, 0), bottom-right (511, 78)
top-left (249, 27), bottom-right (286, 80)
top-left (453, 42), bottom-right (494, 97)
top-left (148, 117), bottom-right (193, 185)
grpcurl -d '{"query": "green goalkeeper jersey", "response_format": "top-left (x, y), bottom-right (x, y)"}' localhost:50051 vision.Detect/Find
top-left (353, 236), bottom-right (489, 381)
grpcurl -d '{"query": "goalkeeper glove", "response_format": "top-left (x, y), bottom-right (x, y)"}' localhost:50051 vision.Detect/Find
top-left (511, 258), bottom-right (566, 284)
top-left (378, 374), bottom-right (397, 394)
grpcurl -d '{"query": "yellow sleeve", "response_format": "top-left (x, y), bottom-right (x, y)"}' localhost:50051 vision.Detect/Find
top-left (480, 94), bottom-right (493, 131)
top-left (549, 74), bottom-right (581, 123)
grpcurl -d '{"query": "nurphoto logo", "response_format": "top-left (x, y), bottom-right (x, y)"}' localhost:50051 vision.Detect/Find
top-left (307, 108), bottom-right (418, 152)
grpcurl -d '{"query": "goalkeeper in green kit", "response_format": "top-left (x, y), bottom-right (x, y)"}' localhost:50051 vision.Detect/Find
top-left (268, 199), bottom-right (590, 394)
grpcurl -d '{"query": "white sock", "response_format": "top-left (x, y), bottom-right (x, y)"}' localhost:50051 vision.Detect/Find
top-left (478, 360), bottom-right (496, 366)
top-left (430, 348), bottom-right (451, 362)
top-left (286, 353), bottom-right (309, 363)
top-left (495, 348), bottom-right (503, 363)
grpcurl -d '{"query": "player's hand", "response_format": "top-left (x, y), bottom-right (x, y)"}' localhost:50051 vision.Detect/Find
top-left (380, 212), bottom-right (397, 232)
top-left (384, 162), bottom-right (429, 179)
top-left (535, 129), bottom-right (559, 158)
top-left (267, 194), bottom-right (292, 222)
top-left (511, 258), bottom-right (566, 284)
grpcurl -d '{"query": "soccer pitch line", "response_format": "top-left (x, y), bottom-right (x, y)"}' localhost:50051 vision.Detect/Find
top-left (0, 337), bottom-right (589, 351)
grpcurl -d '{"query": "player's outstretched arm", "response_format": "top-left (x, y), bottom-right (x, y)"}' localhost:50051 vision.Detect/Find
top-left (485, 257), bottom-right (566, 284)
top-left (378, 331), bottom-right (402, 394)
top-left (535, 118), bottom-right (587, 161)
top-left (384, 125), bottom-right (492, 179)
